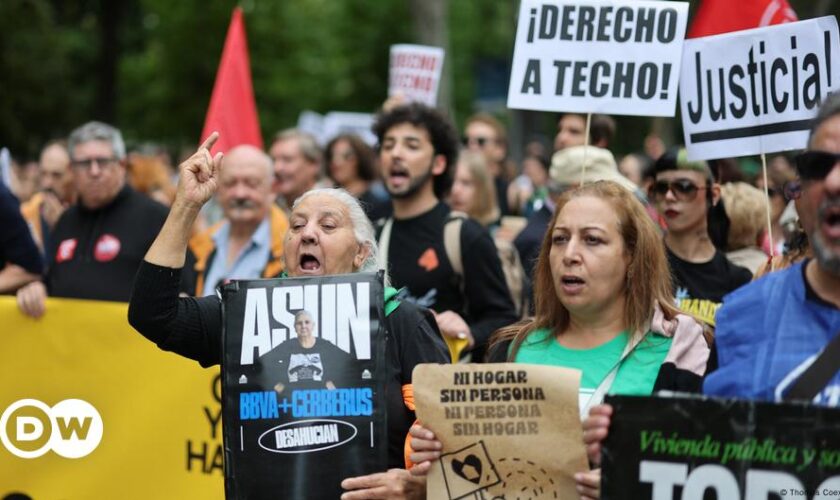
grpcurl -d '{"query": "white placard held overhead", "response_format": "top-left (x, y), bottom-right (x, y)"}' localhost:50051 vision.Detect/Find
top-left (296, 111), bottom-right (377, 147)
top-left (681, 17), bottom-right (840, 161)
top-left (297, 110), bottom-right (326, 144)
top-left (507, 0), bottom-right (689, 116)
top-left (322, 112), bottom-right (377, 146)
top-left (388, 44), bottom-right (445, 107)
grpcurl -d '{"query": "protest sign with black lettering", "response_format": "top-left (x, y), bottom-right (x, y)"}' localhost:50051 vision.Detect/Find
top-left (681, 17), bottom-right (840, 161)
top-left (388, 44), bottom-right (444, 106)
top-left (602, 394), bottom-right (840, 500)
top-left (507, 0), bottom-right (688, 116)
top-left (413, 363), bottom-right (588, 500)
top-left (221, 273), bottom-right (387, 500)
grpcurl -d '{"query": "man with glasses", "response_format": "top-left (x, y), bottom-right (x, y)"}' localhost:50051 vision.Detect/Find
top-left (463, 113), bottom-right (511, 216)
top-left (16, 121), bottom-right (168, 317)
top-left (704, 94), bottom-right (840, 405)
top-left (650, 148), bottom-right (752, 329)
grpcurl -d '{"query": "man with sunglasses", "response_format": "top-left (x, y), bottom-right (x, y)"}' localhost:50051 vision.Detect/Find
top-left (16, 121), bottom-right (168, 317)
top-left (704, 94), bottom-right (840, 405)
top-left (463, 113), bottom-right (511, 216)
top-left (650, 149), bottom-right (752, 329)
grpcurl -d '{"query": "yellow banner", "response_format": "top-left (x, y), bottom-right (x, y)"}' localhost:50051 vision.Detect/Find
top-left (0, 297), bottom-right (224, 499)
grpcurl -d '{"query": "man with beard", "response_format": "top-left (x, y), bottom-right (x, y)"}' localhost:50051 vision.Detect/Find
top-left (704, 94), bottom-right (840, 405)
top-left (373, 103), bottom-right (517, 360)
top-left (186, 145), bottom-right (288, 296)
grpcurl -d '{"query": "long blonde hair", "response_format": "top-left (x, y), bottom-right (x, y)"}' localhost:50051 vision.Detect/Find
top-left (489, 181), bottom-right (679, 360)
top-left (456, 150), bottom-right (500, 227)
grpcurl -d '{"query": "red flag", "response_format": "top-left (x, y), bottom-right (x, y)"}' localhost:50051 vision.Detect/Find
top-left (200, 7), bottom-right (263, 154)
top-left (687, 0), bottom-right (798, 39)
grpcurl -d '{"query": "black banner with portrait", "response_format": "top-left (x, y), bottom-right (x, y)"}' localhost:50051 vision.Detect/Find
top-left (602, 394), bottom-right (840, 500)
top-left (221, 272), bottom-right (388, 499)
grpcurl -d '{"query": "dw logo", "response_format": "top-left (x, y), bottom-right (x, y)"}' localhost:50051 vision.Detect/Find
top-left (0, 399), bottom-right (103, 459)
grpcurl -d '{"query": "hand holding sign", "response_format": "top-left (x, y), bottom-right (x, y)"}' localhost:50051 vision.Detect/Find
top-left (176, 132), bottom-right (224, 210)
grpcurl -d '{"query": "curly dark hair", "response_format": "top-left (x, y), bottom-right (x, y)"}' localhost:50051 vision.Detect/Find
top-left (372, 103), bottom-right (459, 198)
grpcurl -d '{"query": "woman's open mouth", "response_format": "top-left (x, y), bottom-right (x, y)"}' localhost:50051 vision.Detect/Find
top-left (300, 253), bottom-right (322, 272)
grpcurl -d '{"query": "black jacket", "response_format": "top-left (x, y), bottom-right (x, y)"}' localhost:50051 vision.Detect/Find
top-left (47, 185), bottom-right (168, 301)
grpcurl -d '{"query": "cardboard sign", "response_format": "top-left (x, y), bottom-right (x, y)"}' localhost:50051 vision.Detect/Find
top-left (413, 363), bottom-right (589, 499)
top-left (681, 16), bottom-right (840, 161)
top-left (0, 298), bottom-right (223, 499)
top-left (507, 0), bottom-right (689, 116)
top-left (388, 44), bottom-right (445, 106)
top-left (602, 394), bottom-right (840, 500)
top-left (221, 273), bottom-right (387, 499)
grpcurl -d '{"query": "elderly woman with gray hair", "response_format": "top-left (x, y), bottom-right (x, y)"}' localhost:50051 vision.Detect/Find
top-left (128, 133), bottom-right (448, 499)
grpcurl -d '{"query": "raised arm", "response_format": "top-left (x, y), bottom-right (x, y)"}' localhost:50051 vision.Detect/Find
top-left (145, 132), bottom-right (223, 267)
top-left (128, 133), bottom-right (225, 368)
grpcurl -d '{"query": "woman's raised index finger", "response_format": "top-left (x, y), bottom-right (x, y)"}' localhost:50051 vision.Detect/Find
top-left (200, 131), bottom-right (220, 152)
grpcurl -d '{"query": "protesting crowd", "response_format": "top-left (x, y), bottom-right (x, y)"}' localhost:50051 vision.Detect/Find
top-left (2, 1), bottom-right (840, 499)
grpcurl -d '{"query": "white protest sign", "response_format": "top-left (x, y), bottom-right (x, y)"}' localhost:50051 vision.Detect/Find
top-left (388, 44), bottom-right (445, 106)
top-left (296, 111), bottom-right (377, 147)
top-left (507, 0), bottom-right (688, 116)
top-left (322, 112), bottom-right (377, 146)
top-left (297, 110), bottom-right (326, 145)
top-left (681, 16), bottom-right (840, 161)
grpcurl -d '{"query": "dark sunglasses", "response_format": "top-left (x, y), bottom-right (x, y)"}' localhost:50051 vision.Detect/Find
top-left (462, 136), bottom-right (491, 147)
top-left (651, 179), bottom-right (707, 201)
top-left (795, 151), bottom-right (840, 181)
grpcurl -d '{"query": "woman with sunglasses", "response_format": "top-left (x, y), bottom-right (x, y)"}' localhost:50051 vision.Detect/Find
top-left (325, 133), bottom-right (392, 223)
top-left (408, 181), bottom-right (710, 499)
top-left (650, 148), bottom-right (752, 330)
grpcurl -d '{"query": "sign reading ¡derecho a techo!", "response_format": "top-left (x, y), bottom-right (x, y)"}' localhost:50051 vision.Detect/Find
top-left (221, 273), bottom-right (387, 500)
top-left (681, 16), bottom-right (840, 161)
top-left (507, 0), bottom-right (689, 116)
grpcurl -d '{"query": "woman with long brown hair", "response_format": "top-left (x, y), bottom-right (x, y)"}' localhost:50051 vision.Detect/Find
top-left (409, 181), bottom-right (710, 499)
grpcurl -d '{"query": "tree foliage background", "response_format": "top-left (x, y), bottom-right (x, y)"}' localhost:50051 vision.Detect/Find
top-left (0, 0), bottom-right (836, 160)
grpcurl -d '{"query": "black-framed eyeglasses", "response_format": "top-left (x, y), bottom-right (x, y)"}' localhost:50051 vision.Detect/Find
top-left (462, 136), bottom-right (491, 147)
top-left (650, 179), bottom-right (707, 201)
top-left (795, 150), bottom-right (840, 181)
top-left (71, 157), bottom-right (119, 171)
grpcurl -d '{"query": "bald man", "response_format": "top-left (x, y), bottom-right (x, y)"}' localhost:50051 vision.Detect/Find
top-left (186, 145), bottom-right (290, 296)
top-left (20, 141), bottom-right (76, 253)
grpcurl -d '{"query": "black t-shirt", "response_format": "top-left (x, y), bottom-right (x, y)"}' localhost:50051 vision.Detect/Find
top-left (47, 186), bottom-right (168, 301)
top-left (261, 337), bottom-right (354, 391)
top-left (380, 202), bottom-right (517, 353)
top-left (0, 182), bottom-right (42, 274)
top-left (667, 247), bottom-right (752, 327)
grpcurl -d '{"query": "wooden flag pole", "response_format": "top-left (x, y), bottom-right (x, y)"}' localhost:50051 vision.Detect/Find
top-left (580, 112), bottom-right (593, 186)
top-left (760, 152), bottom-right (776, 271)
